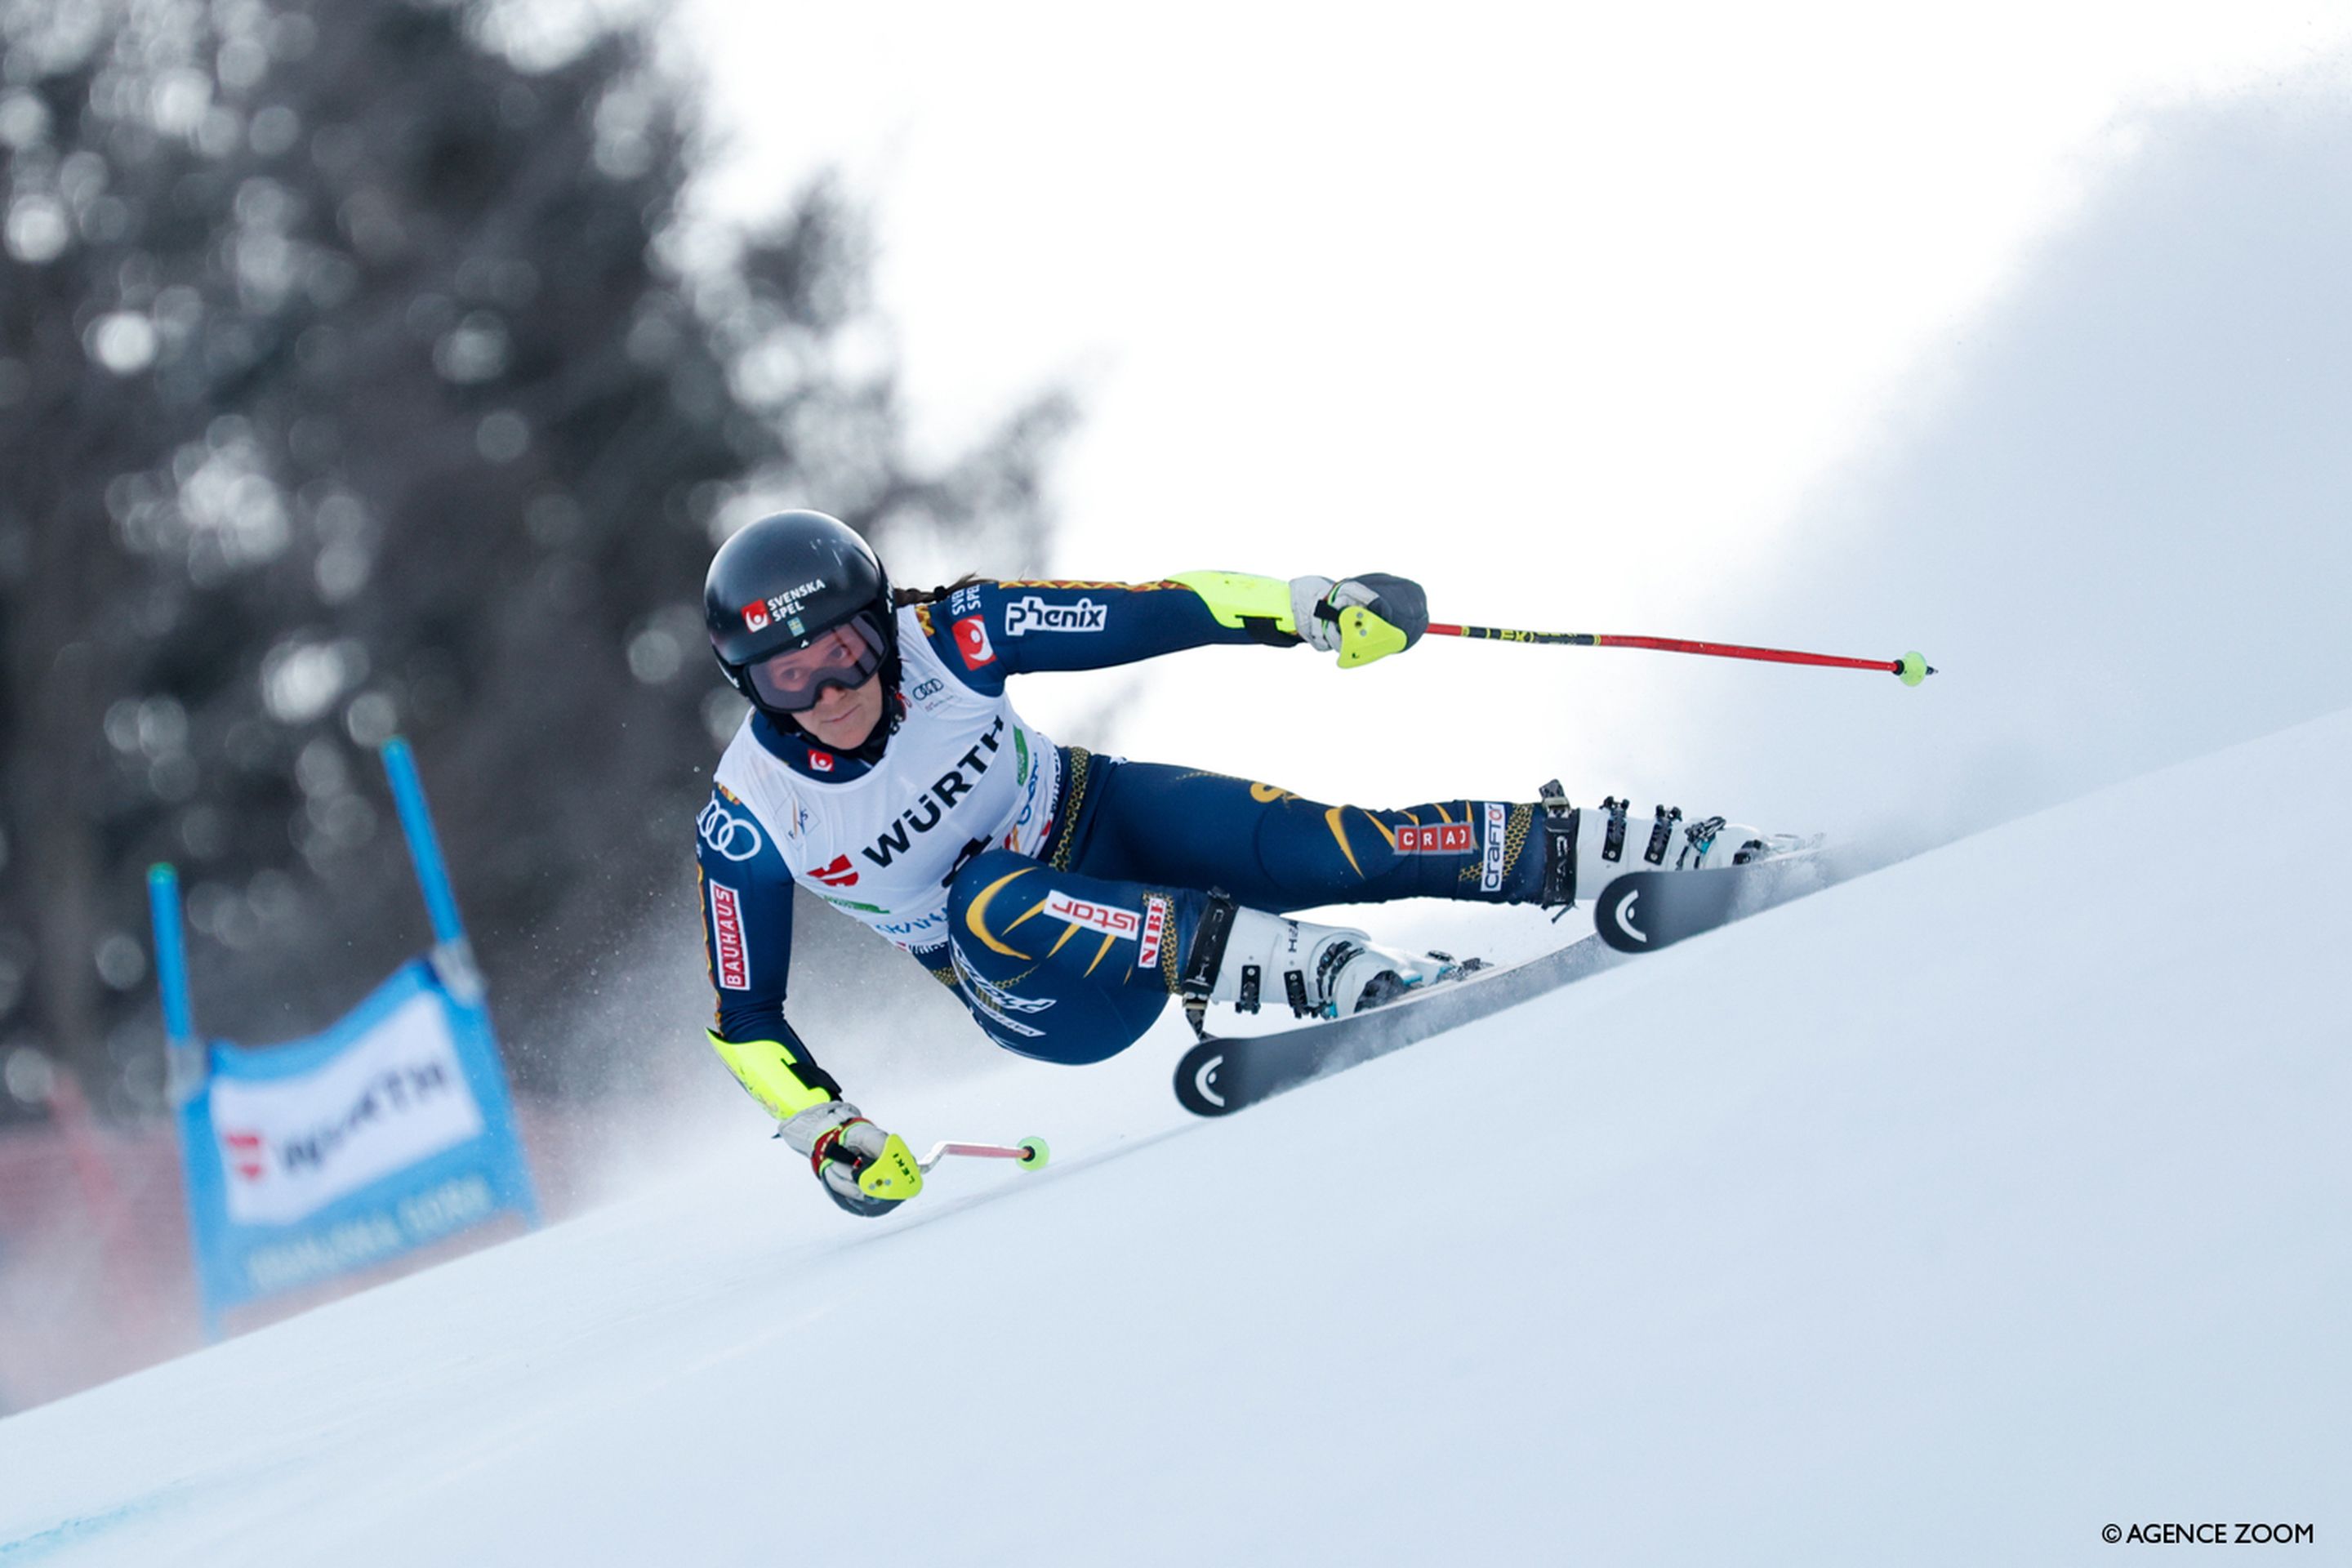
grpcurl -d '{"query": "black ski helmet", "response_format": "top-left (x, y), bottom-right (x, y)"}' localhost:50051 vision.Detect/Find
top-left (703, 510), bottom-right (899, 721)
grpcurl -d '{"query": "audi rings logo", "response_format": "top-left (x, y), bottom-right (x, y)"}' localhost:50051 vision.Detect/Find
top-left (697, 800), bottom-right (765, 862)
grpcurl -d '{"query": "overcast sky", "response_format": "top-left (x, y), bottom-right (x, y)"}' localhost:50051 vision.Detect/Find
top-left (669, 2), bottom-right (2352, 817)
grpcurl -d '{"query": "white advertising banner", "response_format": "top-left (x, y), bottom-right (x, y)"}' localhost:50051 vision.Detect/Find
top-left (206, 987), bottom-right (486, 1227)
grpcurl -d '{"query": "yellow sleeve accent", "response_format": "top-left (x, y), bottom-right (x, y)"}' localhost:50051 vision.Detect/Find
top-left (1169, 571), bottom-right (1298, 634)
top-left (706, 1031), bottom-right (835, 1120)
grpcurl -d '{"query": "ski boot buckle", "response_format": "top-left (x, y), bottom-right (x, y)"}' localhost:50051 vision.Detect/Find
top-left (1175, 889), bottom-right (1238, 1042)
top-left (1537, 779), bottom-right (1581, 915)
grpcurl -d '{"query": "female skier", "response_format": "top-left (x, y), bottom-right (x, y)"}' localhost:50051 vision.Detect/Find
top-left (695, 510), bottom-right (1768, 1214)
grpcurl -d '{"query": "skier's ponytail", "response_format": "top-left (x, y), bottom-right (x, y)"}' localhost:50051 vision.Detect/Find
top-left (891, 572), bottom-right (987, 609)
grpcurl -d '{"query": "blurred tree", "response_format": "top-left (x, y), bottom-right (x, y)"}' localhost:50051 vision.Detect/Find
top-left (0, 0), bottom-right (1067, 1116)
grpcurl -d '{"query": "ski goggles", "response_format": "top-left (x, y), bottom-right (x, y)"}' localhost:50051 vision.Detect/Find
top-left (743, 615), bottom-right (884, 712)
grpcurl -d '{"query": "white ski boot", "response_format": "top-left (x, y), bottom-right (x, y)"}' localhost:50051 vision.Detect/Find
top-left (1533, 781), bottom-right (1807, 910)
top-left (1174, 893), bottom-right (1463, 1036)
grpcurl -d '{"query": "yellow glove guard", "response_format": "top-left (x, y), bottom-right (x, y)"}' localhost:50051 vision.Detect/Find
top-left (1335, 604), bottom-right (1410, 668)
top-left (853, 1132), bottom-right (925, 1200)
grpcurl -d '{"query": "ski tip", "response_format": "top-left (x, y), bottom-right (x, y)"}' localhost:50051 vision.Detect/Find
top-left (1174, 1040), bottom-right (1239, 1117)
top-left (1895, 651), bottom-right (1934, 686)
top-left (1593, 873), bottom-right (1655, 954)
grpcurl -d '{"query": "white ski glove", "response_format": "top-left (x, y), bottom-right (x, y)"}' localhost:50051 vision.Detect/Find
top-left (1286, 572), bottom-right (1430, 666)
top-left (779, 1100), bottom-right (923, 1218)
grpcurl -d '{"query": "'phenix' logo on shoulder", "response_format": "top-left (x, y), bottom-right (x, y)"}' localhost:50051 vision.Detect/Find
top-left (1004, 595), bottom-right (1107, 636)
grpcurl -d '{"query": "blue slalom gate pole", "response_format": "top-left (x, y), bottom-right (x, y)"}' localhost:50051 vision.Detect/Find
top-left (378, 736), bottom-right (538, 1227)
top-left (149, 862), bottom-right (224, 1339)
top-left (146, 864), bottom-right (203, 1101)
top-left (381, 737), bottom-right (467, 951)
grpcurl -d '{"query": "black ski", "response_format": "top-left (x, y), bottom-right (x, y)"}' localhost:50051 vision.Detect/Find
top-left (1173, 938), bottom-right (1626, 1117)
top-left (1592, 853), bottom-right (1828, 956)
top-left (1172, 847), bottom-right (1831, 1118)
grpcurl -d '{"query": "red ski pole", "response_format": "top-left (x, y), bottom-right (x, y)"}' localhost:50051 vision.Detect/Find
top-left (918, 1137), bottom-right (1050, 1173)
top-left (1424, 623), bottom-right (1936, 685)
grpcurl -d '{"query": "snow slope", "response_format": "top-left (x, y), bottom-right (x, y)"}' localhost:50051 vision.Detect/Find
top-left (5, 709), bottom-right (2348, 1566)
